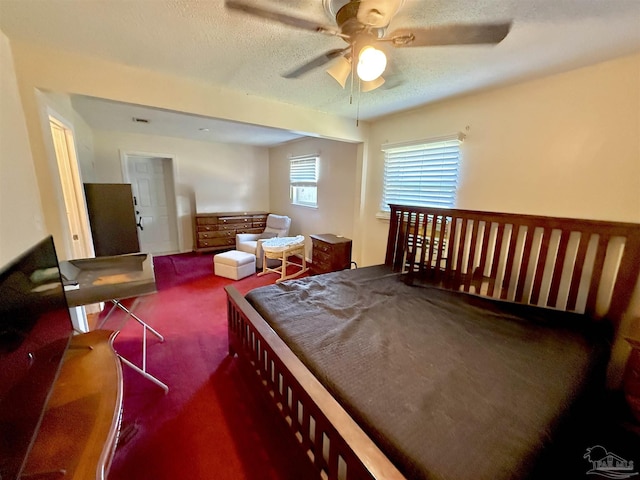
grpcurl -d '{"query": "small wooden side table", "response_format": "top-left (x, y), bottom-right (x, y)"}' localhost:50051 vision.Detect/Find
top-left (310, 234), bottom-right (352, 275)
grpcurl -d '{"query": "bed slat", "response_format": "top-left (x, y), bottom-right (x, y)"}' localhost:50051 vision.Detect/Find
top-left (529, 227), bottom-right (550, 306)
top-left (547, 229), bottom-right (571, 308)
top-left (585, 234), bottom-right (609, 317)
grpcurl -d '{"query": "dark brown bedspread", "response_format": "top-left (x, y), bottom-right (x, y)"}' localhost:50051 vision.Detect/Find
top-left (245, 265), bottom-right (611, 480)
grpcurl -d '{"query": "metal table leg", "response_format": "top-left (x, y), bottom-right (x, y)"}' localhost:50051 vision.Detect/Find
top-left (102, 299), bottom-right (168, 393)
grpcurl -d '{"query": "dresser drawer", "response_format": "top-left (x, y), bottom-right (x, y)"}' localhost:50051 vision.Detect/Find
top-left (219, 216), bottom-right (253, 224)
top-left (312, 240), bottom-right (333, 254)
top-left (196, 217), bottom-right (218, 226)
top-left (199, 230), bottom-right (234, 240)
top-left (313, 259), bottom-right (332, 273)
top-left (313, 249), bottom-right (331, 264)
top-left (198, 237), bottom-right (235, 249)
top-left (219, 222), bottom-right (252, 231)
top-left (239, 227), bottom-right (264, 234)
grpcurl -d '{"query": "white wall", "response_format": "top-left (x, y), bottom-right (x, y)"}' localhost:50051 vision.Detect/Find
top-left (269, 138), bottom-right (360, 261)
top-left (8, 40), bottom-right (369, 258)
top-left (362, 53), bottom-right (640, 267)
top-left (0, 30), bottom-right (46, 265)
top-left (41, 91), bottom-right (96, 183)
top-left (363, 53), bottom-right (640, 386)
top-left (92, 130), bottom-right (270, 252)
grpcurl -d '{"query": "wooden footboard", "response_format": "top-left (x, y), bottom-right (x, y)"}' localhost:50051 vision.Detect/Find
top-left (225, 285), bottom-right (405, 480)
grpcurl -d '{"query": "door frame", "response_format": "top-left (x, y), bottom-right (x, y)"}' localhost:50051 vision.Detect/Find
top-left (47, 109), bottom-right (94, 260)
top-left (120, 150), bottom-right (182, 253)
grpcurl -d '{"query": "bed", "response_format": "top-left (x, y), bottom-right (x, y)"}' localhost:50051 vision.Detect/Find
top-left (225, 205), bottom-right (640, 480)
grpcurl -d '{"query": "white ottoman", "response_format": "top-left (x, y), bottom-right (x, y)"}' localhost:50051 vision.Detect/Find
top-left (214, 250), bottom-right (256, 280)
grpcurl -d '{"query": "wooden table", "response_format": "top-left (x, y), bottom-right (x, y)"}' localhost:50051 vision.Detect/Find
top-left (22, 330), bottom-right (123, 480)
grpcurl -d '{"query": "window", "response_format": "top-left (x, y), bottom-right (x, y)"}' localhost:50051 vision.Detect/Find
top-left (380, 134), bottom-right (464, 212)
top-left (290, 155), bottom-right (319, 207)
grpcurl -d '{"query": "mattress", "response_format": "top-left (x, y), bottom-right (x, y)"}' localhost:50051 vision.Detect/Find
top-left (245, 265), bottom-right (611, 480)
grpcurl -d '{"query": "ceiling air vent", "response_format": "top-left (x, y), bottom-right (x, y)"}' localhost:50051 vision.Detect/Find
top-left (132, 117), bottom-right (150, 123)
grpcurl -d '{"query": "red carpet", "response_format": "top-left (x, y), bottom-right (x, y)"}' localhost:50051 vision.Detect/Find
top-left (106, 252), bottom-right (314, 480)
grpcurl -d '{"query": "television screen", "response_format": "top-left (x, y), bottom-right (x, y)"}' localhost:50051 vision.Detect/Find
top-left (0, 236), bottom-right (73, 479)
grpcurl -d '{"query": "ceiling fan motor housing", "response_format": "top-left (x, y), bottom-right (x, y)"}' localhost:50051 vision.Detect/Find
top-left (327, 0), bottom-right (405, 29)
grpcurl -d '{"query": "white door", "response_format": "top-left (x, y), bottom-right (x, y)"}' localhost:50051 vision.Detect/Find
top-left (49, 117), bottom-right (93, 259)
top-left (125, 155), bottom-right (179, 255)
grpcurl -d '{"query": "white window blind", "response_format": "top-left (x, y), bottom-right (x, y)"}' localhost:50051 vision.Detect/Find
top-left (381, 135), bottom-right (463, 211)
top-left (290, 155), bottom-right (318, 207)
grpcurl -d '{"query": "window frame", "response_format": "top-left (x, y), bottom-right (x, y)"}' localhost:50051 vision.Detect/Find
top-left (379, 133), bottom-right (464, 215)
top-left (289, 155), bottom-right (319, 208)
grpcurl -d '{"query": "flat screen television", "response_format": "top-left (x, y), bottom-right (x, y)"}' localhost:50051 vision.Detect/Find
top-left (0, 236), bottom-right (73, 479)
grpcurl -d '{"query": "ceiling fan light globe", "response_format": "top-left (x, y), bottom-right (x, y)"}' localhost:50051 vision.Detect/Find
top-left (356, 46), bottom-right (387, 82)
top-left (326, 56), bottom-right (352, 88)
top-left (361, 76), bottom-right (385, 92)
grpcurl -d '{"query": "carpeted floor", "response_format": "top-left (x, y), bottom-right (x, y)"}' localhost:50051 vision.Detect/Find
top-left (105, 252), bottom-right (314, 480)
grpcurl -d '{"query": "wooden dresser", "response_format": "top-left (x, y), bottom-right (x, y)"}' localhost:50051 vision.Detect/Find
top-left (310, 234), bottom-right (352, 275)
top-left (23, 330), bottom-right (123, 480)
top-left (194, 211), bottom-right (268, 253)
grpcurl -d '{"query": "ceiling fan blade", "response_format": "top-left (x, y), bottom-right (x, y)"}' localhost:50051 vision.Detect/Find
top-left (225, 0), bottom-right (339, 35)
top-left (283, 48), bottom-right (349, 79)
top-left (388, 23), bottom-right (512, 47)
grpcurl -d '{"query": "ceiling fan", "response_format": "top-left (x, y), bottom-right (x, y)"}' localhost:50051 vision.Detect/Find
top-left (225, 0), bottom-right (511, 92)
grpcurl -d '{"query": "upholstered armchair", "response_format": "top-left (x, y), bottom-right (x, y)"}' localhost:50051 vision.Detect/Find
top-left (236, 214), bottom-right (291, 269)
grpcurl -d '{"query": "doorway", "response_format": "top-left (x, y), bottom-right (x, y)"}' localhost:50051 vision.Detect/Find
top-left (122, 153), bottom-right (180, 255)
top-left (48, 116), bottom-right (93, 259)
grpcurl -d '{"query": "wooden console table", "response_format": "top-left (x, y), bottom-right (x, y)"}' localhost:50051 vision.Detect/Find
top-left (22, 330), bottom-right (123, 480)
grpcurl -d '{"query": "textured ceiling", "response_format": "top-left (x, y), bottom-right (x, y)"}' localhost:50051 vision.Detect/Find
top-left (70, 95), bottom-right (307, 147)
top-left (1, 0), bottom-right (639, 145)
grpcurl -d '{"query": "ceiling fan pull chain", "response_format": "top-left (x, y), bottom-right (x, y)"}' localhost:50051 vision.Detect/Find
top-left (356, 79), bottom-right (361, 127)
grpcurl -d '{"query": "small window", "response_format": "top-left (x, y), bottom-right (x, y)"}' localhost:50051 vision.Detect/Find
top-left (290, 155), bottom-right (319, 207)
top-left (381, 134), bottom-right (464, 212)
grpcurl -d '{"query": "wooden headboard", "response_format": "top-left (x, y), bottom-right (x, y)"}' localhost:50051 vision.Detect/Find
top-left (386, 205), bottom-right (640, 328)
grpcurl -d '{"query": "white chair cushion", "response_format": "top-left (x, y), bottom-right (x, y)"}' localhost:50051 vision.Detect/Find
top-left (265, 214), bottom-right (290, 231)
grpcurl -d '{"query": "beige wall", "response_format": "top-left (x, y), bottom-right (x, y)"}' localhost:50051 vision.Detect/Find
top-left (269, 138), bottom-right (360, 261)
top-left (92, 130), bottom-right (270, 252)
top-left (362, 53), bottom-right (640, 267)
top-left (362, 53), bottom-right (640, 386)
top-left (42, 91), bottom-right (95, 183)
top-left (0, 30), bottom-right (45, 265)
top-left (8, 40), bottom-right (369, 257)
